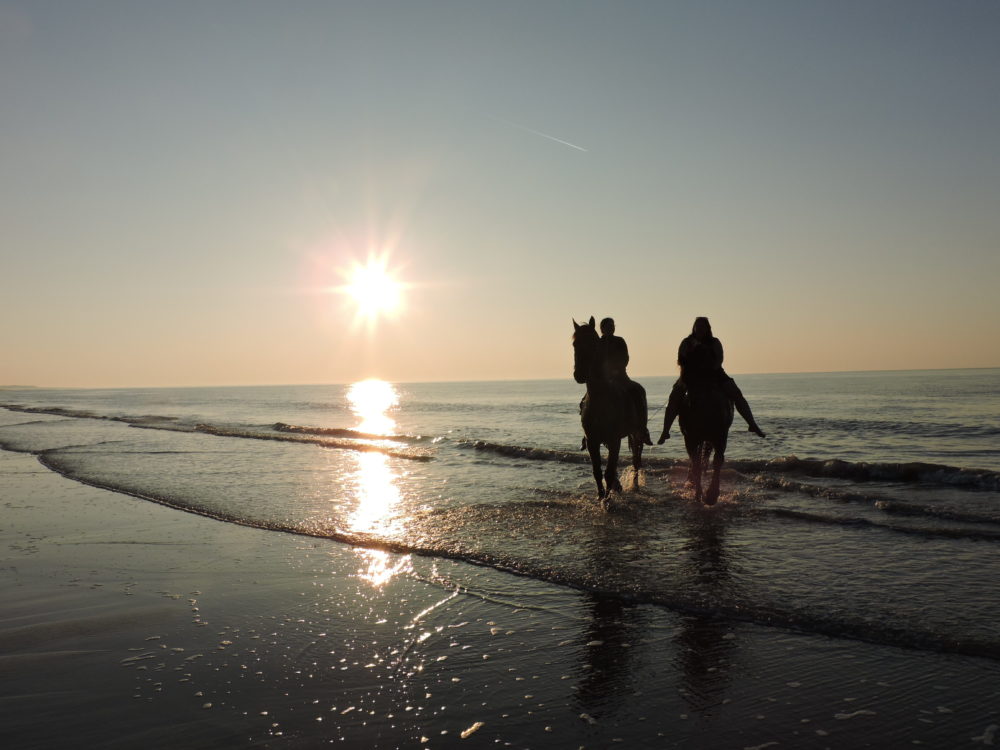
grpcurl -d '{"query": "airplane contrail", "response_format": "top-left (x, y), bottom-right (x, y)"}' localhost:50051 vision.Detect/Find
top-left (494, 117), bottom-right (588, 152)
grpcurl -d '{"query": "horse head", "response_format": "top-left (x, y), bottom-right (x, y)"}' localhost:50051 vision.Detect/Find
top-left (572, 316), bottom-right (598, 384)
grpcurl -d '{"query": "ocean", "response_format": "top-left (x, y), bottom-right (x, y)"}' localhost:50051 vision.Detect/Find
top-left (2, 367), bottom-right (999, 668)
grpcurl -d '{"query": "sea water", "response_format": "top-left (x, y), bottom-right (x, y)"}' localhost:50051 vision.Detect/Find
top-left (1, 368), bottom-right (999, 662)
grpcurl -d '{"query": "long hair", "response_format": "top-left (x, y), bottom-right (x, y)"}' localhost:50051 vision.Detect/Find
top-left (692, 316), bottom-right (713, 339)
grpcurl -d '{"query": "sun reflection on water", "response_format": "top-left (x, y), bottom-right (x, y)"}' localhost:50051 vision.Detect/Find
top-left (355, 548), bottom-right (414, 588)
top-left (348, 451), bottom-right (402, 534)
top-left (347, 378), bottom-right (398, 435)
top-left (345, 379), bottom-right (411, 587)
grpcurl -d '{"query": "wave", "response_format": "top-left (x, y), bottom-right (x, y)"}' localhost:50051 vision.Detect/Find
top-left (460, 439), bottom-right (679, 469)
top-left (0, 404), bottom-right (432, 462)
top-left (751, 474), bottom-right (1000, 524)
top-left (453, 445), bottom-right (1000, 496)
top-left (192, 424), bottom-right (433, 461)
top-left (735, 455), bottom-right (1000, 491)
top-left (272, 422), bottom-right (429, 443)
top-left (771, 413), bottom-right (1000, 440)
top-left (461, 440), bottom-right (591, 464)
top-left (0, 403), bottom-right (179, 425)
top-left (764, 507), bottom-right (1000, 542)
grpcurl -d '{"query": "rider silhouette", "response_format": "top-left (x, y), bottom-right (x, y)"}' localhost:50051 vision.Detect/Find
top-left (658, 317), bottom-right (765, 443)
top-left (579, 318), bottom-right (653, 448)
top-left (598, 318), bottom-right (653, 446)
top-left (597, 317), bottom-right (630, 381)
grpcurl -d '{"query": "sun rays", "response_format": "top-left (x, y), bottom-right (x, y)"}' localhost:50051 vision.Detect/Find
top-left (336, 254), bottom-right (407, 329)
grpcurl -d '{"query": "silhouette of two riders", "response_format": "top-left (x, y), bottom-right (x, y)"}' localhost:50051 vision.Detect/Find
top-left (658, 316), bottom-right (765, 444)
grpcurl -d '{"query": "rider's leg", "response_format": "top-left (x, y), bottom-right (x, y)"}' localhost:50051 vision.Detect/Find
top-left (723, 377), bottom-right (765, 437)
top-left (631, 382), bottom-right (653, 445)
top-left (658, 380), bottom-right (685, 443)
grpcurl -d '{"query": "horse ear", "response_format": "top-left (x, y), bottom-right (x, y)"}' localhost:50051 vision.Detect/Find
top-left (573, 318), bottom-right (579, 330)
top-left (588, 316), bottom-right (596, 328)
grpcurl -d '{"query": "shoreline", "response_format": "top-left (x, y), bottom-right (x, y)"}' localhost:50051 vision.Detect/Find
top-left (3, 447), bottom-right (999, 748)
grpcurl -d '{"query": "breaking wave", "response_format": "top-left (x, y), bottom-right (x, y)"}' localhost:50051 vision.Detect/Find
top-left (460, 439), bottom-right (677, 469)
top-left (273, 422), bottom-right (429, 443)
top-left (732, 455), bottom-right (1000, 491)
top-left (0, 403), bottom-right (433, 462)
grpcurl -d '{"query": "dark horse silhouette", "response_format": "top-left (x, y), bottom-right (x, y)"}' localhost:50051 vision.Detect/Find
top-left (678, 377), bottom-right (734, 505)
top-left (572, 317), bottom-right (647, 507)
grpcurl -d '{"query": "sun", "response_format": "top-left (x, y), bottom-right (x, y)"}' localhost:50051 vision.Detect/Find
top-left (339, 256), bottom-right (404, 321)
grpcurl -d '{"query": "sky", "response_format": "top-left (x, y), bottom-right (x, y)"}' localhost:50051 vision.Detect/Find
top-left (1, 0), bottom-right (998, 387)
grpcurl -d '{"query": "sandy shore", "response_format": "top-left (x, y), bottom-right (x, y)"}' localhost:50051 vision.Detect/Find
top-left (2, 447), bottom-right (999, 749)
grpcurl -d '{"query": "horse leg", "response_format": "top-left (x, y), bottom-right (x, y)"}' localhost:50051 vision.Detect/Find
top-left (605, 439), bottom-right (623, 495)
top-left (706, 425), bottom-right (728, 505)
top-left (705, 446), bottom-right (723, 506)
top-left (688, 442), bottom-right (703, 503)
top-left (587, 440), bottom-right (605, 499)
top-left (629, 434), bottom-right (643, 491)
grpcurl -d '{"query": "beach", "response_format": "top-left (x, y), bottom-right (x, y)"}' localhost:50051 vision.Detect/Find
top-left (5, 4), bottom-right (999, 745)
top-left (4, 441), bottom-right (1000, 749)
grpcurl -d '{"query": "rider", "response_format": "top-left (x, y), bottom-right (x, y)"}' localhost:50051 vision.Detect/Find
top-left (597, 318), bottom-right (653, 446)
top-left (657, 316), bottom-right (765, 443)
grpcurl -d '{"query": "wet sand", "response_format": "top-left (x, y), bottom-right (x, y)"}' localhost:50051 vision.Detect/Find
top-left (2, 447), bottom-right (999, 749)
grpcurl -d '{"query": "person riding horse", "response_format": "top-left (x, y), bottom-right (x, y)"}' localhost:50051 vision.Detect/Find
top-left (573, 316), bottom-right (650, 503)
top-left (580, 318), bottom-right (653, 449)
top-left (658, 317), bottom-right (765, 444)
top-left (599, 318), bottom-right (654, 446)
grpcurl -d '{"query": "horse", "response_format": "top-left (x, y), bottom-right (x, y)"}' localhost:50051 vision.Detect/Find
top-left (572, 317), bottom-right (648, 508)
top-left (677, 376), bottom-right (734, 505)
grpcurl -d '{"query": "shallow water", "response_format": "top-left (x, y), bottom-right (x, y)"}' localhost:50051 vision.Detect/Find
top-left (2, 368), bottom-right (999, 663)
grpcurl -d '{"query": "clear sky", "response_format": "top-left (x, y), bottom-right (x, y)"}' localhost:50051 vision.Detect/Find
top-left (2, 1), bottom-right (998, 387)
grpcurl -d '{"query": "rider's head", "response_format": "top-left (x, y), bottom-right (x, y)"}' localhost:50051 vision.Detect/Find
top-left (599, 318), bottom-right (615, 336)
top-left (692, 316), bottom-right (712, 340)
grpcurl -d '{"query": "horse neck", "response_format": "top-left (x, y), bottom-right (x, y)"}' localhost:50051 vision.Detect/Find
top-left (585, 360), bottom-right (612, 396)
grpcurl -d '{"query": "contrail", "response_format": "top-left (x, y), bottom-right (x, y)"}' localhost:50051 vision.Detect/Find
top-left (494, 117), bottom-right (588, 152)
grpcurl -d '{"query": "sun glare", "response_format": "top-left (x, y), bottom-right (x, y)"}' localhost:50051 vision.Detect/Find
top-left (339, 257), bottom-right (404, 322)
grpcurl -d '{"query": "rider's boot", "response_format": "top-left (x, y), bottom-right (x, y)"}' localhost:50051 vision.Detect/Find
top-left (658, 407), bottom-right (678, 443)
top-left (734, 398), bottom-right (765, 437)
top-left (722, 377), bottom-right (766, 438)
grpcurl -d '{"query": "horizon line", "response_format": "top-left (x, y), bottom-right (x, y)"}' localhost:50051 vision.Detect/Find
top-left (2, 365), bottom-right (997, 391)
